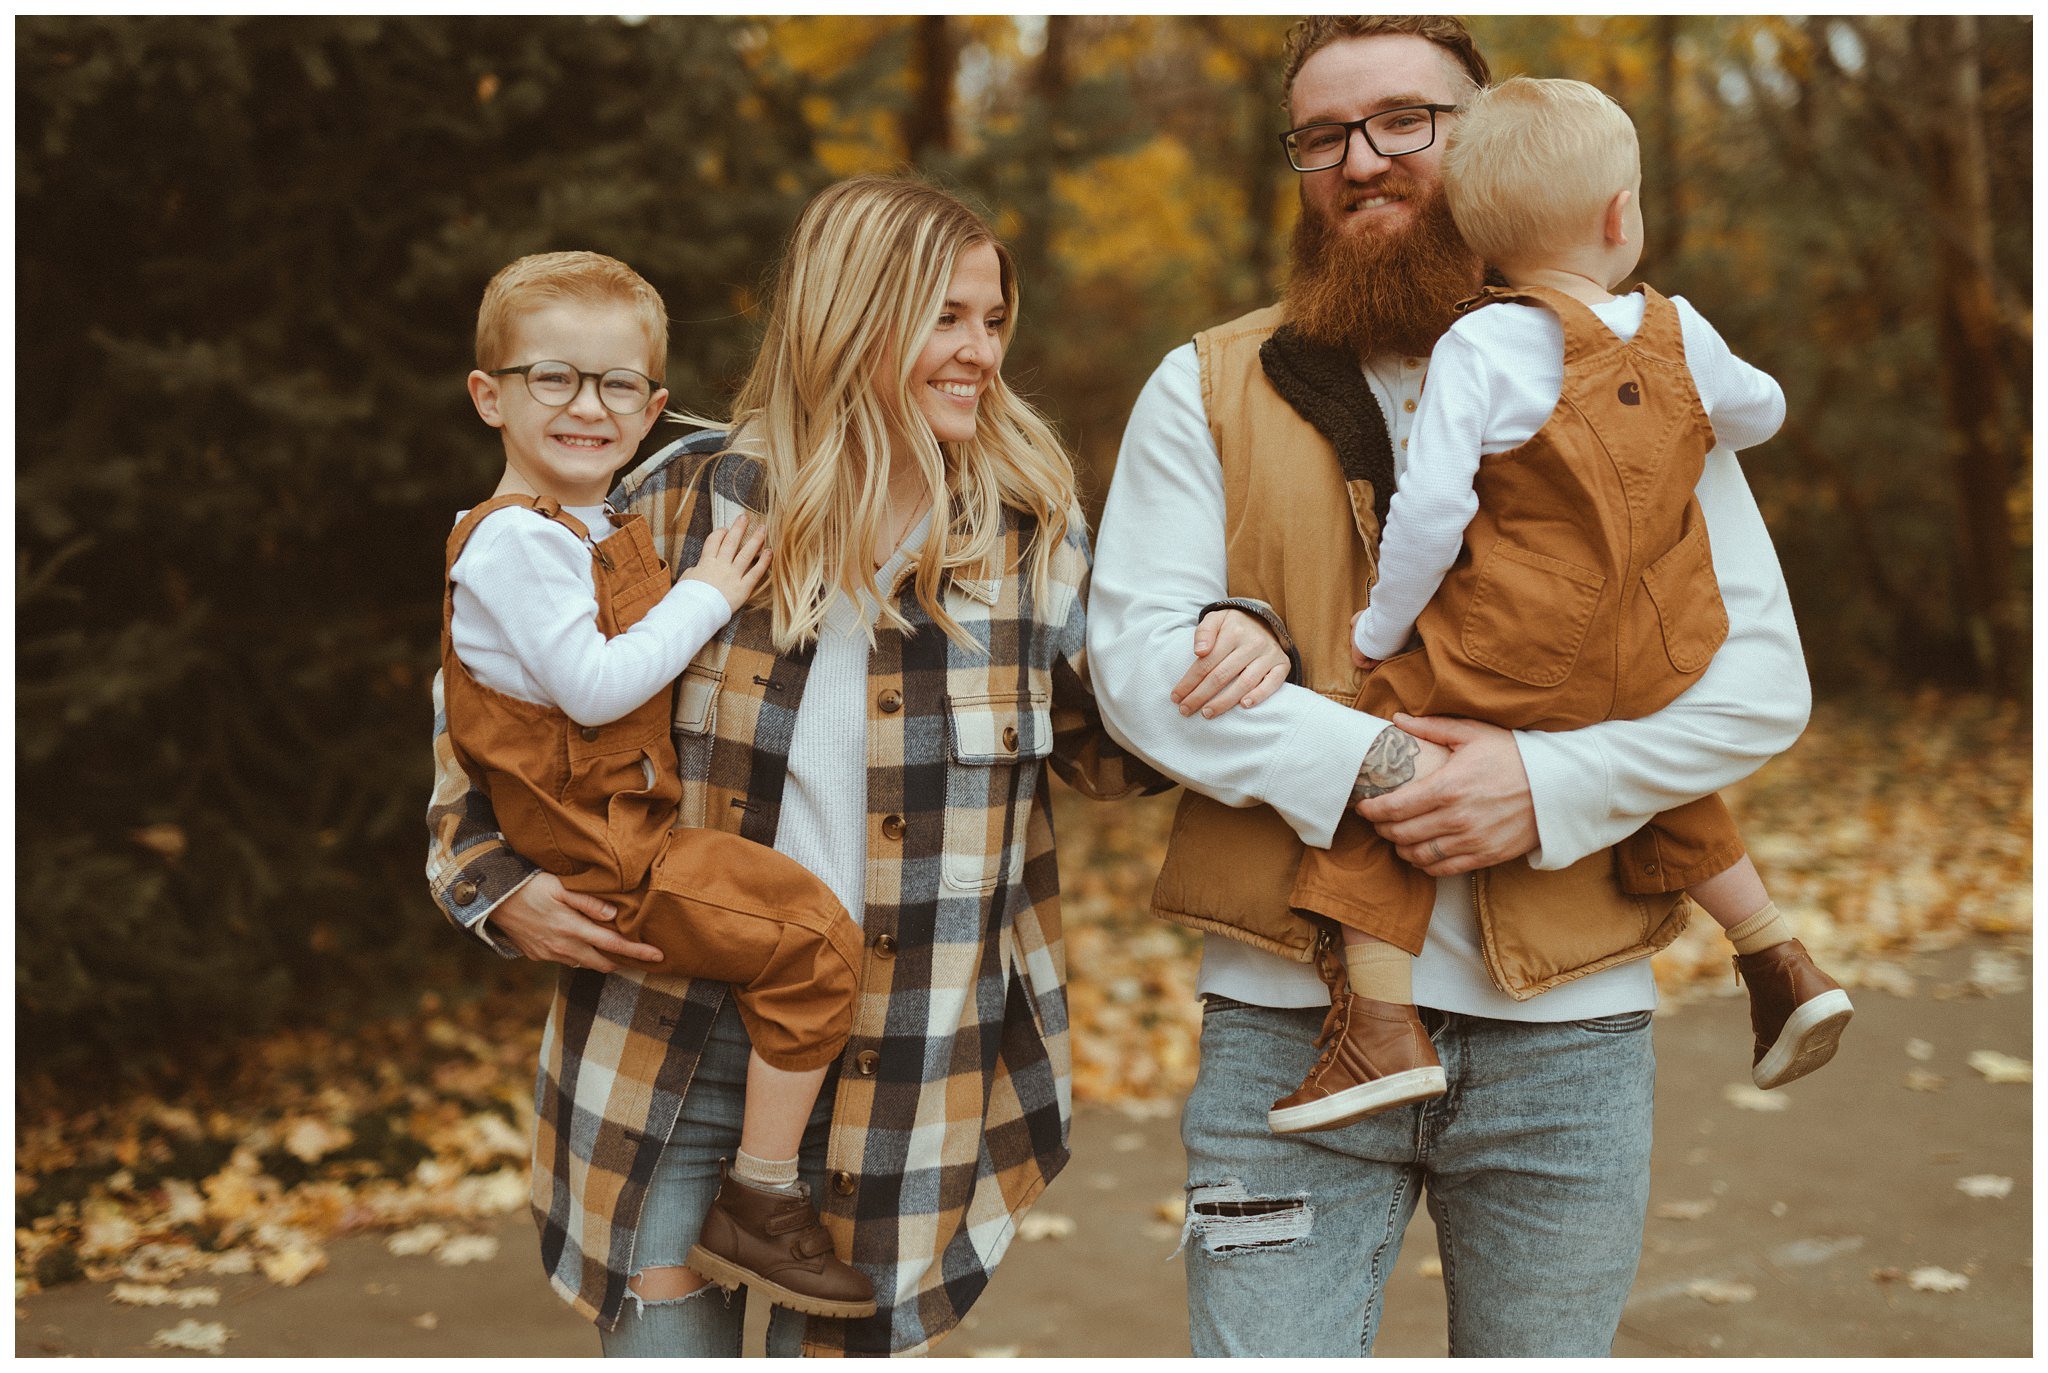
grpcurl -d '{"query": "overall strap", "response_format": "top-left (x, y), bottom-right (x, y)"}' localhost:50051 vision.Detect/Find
top-left (1622, 283), bottom-right (1687, 365)
top-left (1464, 283), bottom-right (1635, 372)
top-left (441, 494), bottom-right (593, 640)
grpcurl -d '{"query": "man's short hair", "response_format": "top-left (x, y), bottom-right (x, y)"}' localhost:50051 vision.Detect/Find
top-left (474, 250), bottom-right (668, 375)
top-left (1443, 77), bottom-right (1641, 268)
top-left (1280, 16), bottom-right (1491, 109)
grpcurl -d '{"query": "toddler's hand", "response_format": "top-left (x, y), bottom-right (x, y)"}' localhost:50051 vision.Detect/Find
top-left (1348, 610), bottom-right (1377, 671)
top-left (682, 512), bottom-right (771, 613)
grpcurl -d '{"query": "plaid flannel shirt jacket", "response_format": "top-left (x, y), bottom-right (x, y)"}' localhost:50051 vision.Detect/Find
top-left (426, 431), bottom-right (1166, 1354)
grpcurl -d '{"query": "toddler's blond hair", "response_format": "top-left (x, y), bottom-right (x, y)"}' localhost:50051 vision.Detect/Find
top-left (474, 250), bottom-right (668, 375)
top-left (1443, 77), bottom-right (1640, 268)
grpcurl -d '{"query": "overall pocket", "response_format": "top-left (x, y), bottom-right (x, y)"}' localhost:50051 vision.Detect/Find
top-left (940, 691), bottom-right (1052, 892)
top-left (1640, 514), bottom-right (1728, 673)
top-left (1460, 540), bottom-right (1606, 688)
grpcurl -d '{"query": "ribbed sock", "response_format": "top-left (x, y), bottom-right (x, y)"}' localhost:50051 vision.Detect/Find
top-left (733, 1147), bottom-right (801, 1194)
top-left (1726, 901), bottom-right (1794, 956)
top-left (1344, 938), bottom-right (1415, 1005)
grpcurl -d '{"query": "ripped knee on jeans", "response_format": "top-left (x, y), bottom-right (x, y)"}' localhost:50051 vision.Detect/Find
top-left (626, 1264), bottom-right (715, 1308)
top-left (1178, 1179), bottom-right (1314, 1257)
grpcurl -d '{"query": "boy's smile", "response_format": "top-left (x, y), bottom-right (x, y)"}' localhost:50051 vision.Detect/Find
top-left (467, 300), bottom-right (668, 507)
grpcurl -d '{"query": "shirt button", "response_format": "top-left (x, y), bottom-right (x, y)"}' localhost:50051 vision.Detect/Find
top-left (580, 726), bottom-right (601, 742)
top-left (856, 1049), bottom-right (880, 1075)
top-left (882, 814), bottom-right (906, 841)
top-left (1400, 438), bottom-right (1408, 449)
top-left (1643, 862), bottom-right (1659, 874)
top-left (1001, 725), bottom-right (1019, 752)
top-left (879, 689), bottom-right (903, 713)
top-left (451, 879), bottom-right (480, 906)
top-left (1404, 398), bottom-right (1416, 412)
top-left (874, 934), bottom-right (898, 958)
top-left (833, 1171), bottom-right (856, 1196)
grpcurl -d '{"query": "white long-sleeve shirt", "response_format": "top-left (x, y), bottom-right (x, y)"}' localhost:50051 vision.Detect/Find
top-left (1088, 336), bottom-right (1809, 1020)
top-left (449, 503), bottom-right (731, 728)
top-left (1353, 292), bottom-right (1787, 660)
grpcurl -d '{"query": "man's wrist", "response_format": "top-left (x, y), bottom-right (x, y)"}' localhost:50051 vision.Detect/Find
top-left (1351, 723), bottom-right (1420, 804)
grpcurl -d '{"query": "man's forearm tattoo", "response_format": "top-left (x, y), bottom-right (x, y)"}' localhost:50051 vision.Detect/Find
top-left (1352, 728), bottom-right (1419, 802)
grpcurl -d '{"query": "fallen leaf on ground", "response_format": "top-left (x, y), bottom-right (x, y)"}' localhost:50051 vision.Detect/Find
top-left (1018, 1213), bottom-right (1075, 1242)
top-left (1905, 1039), bottom-right (1935, 1061)
top-left (1417, 1256), bottom-right (1443, 1278)
top-left (1655, 1199), bottom-right (1716, 1221)
top-left (1685, 1279), bottom-right (1757, 1304)
top-left (149, 1318), bottom-right (232, 1354)
top-left (280, 1117), bottom-right (354, 1165)
top-left (1908, 1266), bottom-right (1969, 1293)
top-left (1955, 1175), bottom-right (2014, 1199)
top-left (387, 1224), bottom-right (450, 1257)
top-left (434, 1234), bottom-right (500, 1266)
top-left (412, 1312), bottom-right (439, 1330)
top-left (209, 1252), bottom-right (254, 1276)
top-left (1901, 1071), bottom-right (1947, 1092)
top-left (1721, 1084), bottom-right (1790, 1112)
top-left (1154, 1196), bottom-right (1185, 1224)
top-left (112, 1283), bottom-right (220, 1308)
top-left (1966, 1051), bottom-right (2031, 1083)
top-left (966, 1346), bottom-right (1021, 1358)
top-left (259, 1245), bottom-right (327, 1287)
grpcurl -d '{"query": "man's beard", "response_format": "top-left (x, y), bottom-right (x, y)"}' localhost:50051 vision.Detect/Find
top-left (1282, 175), bottom-right (1483, 359)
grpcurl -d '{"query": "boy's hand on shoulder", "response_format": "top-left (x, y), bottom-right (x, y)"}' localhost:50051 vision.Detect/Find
top-left (682, 512), bottom-right (772, 613)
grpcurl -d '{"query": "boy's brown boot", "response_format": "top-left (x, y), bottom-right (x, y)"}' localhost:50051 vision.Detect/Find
top-left (686, 1166), bottom-right (877, 1319)
top-left (1734, 939), bottom-right (1854, 1089)
top-left (1269, 934), bottom-right (1445, 1135)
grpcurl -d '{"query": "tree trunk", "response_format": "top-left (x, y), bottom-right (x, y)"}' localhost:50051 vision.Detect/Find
top-left (904, 16), bottom-right (955, 165)
top-left (1648, 15), bottom-right (1682, 274)
top-left (1916, 14), bottom-right (2025, 695)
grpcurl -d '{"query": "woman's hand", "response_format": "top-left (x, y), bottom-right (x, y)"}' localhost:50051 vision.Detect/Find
top-left (682, 512), bottom-right (771, 613)
top-left (1171, 608), bottom-right (1291, 718)
top-left (488, 873), bottom-right (664, 972)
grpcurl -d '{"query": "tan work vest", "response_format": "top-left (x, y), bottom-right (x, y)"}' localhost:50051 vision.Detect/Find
top-left (1148, 304), bottom-right (1689, 999)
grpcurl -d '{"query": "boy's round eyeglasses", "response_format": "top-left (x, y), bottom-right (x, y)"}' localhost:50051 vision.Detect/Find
top-left (1280, 103), bottom-right (1460, 172)
top-left (487, 361), bottom-right (664, 415)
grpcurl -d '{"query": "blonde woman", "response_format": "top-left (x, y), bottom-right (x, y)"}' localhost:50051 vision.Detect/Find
top-left (426, 176), bottom-right (1291, 1356)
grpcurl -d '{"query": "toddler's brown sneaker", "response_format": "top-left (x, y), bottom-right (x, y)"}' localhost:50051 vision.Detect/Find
top-left (686, 1166), bottom-right (877, 1319)
top-left (1267, 988), bottom-right (1446, 1134)
top-left (1734, 938), bottom-right (1854, 1090)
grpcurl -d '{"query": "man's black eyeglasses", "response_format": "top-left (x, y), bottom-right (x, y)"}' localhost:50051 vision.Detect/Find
top-left (1280, 104), bottom-right (1460, 172)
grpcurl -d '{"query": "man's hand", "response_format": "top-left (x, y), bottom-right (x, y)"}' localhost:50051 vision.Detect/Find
top-left (1172, 608), bottom-right (1291, 717)
top-left (488, 873), bottom-right (664, 972)
top-left (1353, 713), bottom-right (1537, 876)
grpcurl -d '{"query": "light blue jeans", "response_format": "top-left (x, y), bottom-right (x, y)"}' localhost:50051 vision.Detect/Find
top-left (1181, 997), bottom-right (1655, 1357)
top-left (599, 996), bottom-right (835, 1358)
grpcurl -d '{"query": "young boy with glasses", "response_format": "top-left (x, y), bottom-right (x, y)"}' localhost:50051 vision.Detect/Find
top-left (442, 251), bottom-right (875, 1317)
top-left (1275, 79), bottom-right (1851, 1134)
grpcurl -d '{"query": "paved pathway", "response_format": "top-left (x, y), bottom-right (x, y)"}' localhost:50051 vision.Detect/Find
top-left (16, 938), bottom-right (2029, 1357)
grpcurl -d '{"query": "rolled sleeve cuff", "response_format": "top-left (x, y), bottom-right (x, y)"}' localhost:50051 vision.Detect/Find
top-left (432, 843), bottom-right (536, 958)
top-left (1516, 730), bottom-right (1614, 870)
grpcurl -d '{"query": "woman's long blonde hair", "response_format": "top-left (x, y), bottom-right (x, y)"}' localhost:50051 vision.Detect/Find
top-left (686, 175), bottom-right (1079, 652)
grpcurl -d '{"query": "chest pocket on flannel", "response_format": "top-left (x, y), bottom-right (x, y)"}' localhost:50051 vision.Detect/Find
top-left (941, 690), bottom-right (1053, 892)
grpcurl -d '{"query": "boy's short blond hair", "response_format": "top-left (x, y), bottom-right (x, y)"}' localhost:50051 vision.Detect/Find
top-left (1443, 77), bottom-right (1640, 268)
top-left (474, 250), bottom-right (668, 375)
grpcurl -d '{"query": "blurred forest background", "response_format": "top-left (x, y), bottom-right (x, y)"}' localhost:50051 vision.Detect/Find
top-left (15, 14), bottom-right (2033, 1082)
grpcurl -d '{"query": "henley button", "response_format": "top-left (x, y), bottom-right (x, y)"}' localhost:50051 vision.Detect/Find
top-left (882, 814), bottom-right (906, 840)
top-left (1001, 725), bottom-right (1019, 752)
top-left (1404, 398), bottom-right (1417, 412)
top-left (879, 689), bottom-right (903, 713)
top-left (856, 1050), bottom-right (880, 1075)
top-left (833, 1171), bottom-right (856, 1196)
top-left (451, 879), bottom-right (480, 906)
top-left (580, 726), bottom-right (601, 742)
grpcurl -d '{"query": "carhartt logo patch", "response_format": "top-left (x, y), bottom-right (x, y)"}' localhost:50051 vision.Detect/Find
top-left (1618, 381), bottom-right (1642, 406)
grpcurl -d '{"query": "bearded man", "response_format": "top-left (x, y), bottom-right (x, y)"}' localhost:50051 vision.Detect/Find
top-left (1088, 16), bottom-right (1809, 1357)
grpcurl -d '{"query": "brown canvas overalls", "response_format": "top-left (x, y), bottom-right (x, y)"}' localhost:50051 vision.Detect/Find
top-left (1294, 285), bottom-right (1748, 953)
top-left (442, 494), bottom-right (862, 1070)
